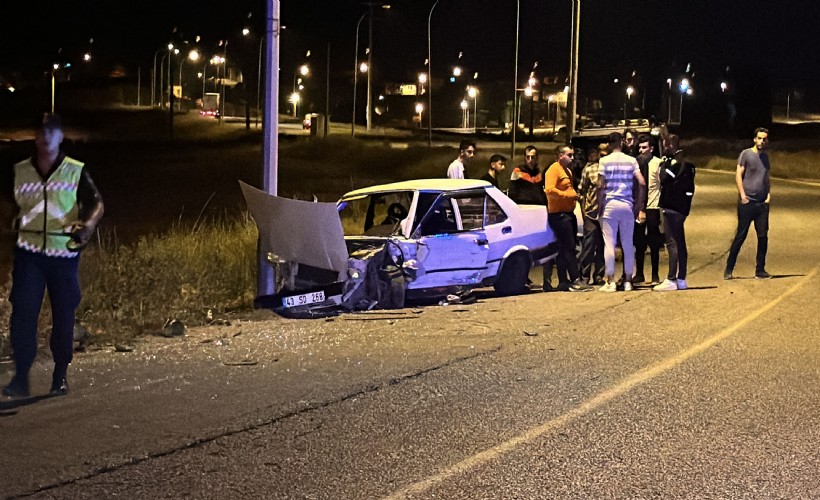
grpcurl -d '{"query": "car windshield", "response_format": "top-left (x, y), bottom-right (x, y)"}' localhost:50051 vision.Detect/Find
top-left (338, 191), bottom-right (414, 237)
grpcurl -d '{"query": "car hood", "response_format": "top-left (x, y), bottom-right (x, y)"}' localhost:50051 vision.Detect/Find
top-left (240, 181), bottom-right (348, 276)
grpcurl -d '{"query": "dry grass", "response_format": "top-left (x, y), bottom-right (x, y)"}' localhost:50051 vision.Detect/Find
top-left (77, 214), bottom-right (258, 344)
top-left (5, 129), bottom-right (820, 348)
top-left (686, 136), bottom-right (820, 180)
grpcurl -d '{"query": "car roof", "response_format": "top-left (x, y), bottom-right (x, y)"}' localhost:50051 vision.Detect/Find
top-left (343, 179), bottom-right (491, 198)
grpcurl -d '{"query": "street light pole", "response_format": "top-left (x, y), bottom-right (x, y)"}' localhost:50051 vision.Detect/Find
top-left (366, 1), bottom-right (374, 131)
top-left (50, 64), bottom-right (58, 113)
top-left (256, 36), bottom-right (264, 128)
top-left (352, 12), bottom-right (366, 137)
top-left (219, 40), bottom-right (229, 123)
top-left (427, 0), bottom-right (439, 147)
top-left (567, 0), bottom-right (581, 137)
top-left (511, 0), bottom-right (520, 161)
top-left (152, 48), bottom-right (163, 107)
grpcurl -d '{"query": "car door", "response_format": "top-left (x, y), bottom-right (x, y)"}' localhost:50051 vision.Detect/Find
top-left (409, 193), bottom-right (489, 289)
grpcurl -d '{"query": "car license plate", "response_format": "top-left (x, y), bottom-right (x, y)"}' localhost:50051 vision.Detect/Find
top-left (281, 290), bottom-right (326, 308)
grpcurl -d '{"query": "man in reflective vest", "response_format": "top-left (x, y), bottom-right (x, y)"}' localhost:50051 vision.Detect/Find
top-left (3, 114), bottom-right (104, 398)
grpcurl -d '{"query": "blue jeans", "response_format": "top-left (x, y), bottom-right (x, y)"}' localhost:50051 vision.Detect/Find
top-left (662, 209), bottom-right (688, 280)
top-left (9, 248), bottom-right (81, 379)
top-left (726, 201), bottom-right (769, 273)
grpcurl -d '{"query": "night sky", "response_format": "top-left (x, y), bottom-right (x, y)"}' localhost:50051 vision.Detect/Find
top-left (2, 1), bottom-right (817, 100)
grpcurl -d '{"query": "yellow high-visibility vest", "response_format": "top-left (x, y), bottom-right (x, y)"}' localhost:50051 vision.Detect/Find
top-left (14, 156), bottom-right (83, 258)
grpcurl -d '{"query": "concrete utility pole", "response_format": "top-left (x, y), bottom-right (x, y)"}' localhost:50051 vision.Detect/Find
top-left (366, 0), bottom-right (374, 131)
top-left (566, 0), bottom-right (581, 137)
top-left (511, 0), bottom-right (520, 161)
top-left (257, 0), bottom-right (281, 300)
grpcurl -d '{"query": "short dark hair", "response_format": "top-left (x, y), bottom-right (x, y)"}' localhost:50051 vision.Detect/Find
top-left (459, 139), bottom-right (476, 151)
top-left (524, 145), bottom-right (537, 155)
top-left (554, 144), bottom-right (571, 157)
top-left (754, 127), bottom-right (769, 137)
top-left (489, 154), bottom-right (506, 164)
top-left (38, 113), bottom-right (62, 130)
top-left (664, 133), bottom-right (680, 150)
top-left (637, 134), bottom-right (652, 145)
top-left (608, 132), bottom-right (623, 146)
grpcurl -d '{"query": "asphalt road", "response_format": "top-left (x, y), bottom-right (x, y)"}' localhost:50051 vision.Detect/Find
top-left (2, 170), bottom-right (820, 499)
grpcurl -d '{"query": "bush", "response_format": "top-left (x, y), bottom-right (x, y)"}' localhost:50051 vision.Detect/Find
top-left (78, 214), bottom-right (258, 343)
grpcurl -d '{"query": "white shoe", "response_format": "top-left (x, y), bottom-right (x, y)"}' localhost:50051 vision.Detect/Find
top-left (623, 281), bottom-right (633, 291)
top-left (653, 279), bottom-right (678, 291)
top-left (599, 282), bottom-right (617, 292)
top-left (676, 279), bottom-right (688, 290)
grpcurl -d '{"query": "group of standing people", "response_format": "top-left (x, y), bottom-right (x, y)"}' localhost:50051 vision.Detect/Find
top-left (451, 127), bottom-right (772, 292)
top-left (498, 130), bottom-right (696, 293)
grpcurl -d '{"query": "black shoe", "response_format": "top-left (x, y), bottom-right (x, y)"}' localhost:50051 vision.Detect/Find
top-left (633, 275), bottom-right (646, 284)
top-left (542, 281), bottom-right (554, 292)
top-left (755, 271), bottom-right (772, 280)
top-left (49, 377), bottom-right (69, 397)
top-left (3, 377), bottom-right (30, 398)
top-left (555, 281), bottom-right (571, 292)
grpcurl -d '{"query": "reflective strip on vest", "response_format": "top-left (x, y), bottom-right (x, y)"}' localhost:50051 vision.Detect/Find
top-left (14, 156), bottom-right (83, 258)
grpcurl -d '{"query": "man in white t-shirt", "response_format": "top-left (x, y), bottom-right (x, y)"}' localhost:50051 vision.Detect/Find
top-left (446, 139), bottom-right (476, 179)
top-left (596, 132), bottom-right (646, 292)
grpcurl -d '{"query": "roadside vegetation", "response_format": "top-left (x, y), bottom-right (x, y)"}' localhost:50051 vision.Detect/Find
top-left (3, 113), bottom-right (820, 351)
top-left (77, 215), bottom-right (258, 343)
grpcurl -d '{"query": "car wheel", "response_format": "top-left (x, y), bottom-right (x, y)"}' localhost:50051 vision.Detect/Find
top-left (494, 252), bottom-right (530, 296)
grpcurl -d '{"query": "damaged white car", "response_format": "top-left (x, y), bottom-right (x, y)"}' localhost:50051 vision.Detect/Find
top-left (241, 179), bottom-right (557, 317)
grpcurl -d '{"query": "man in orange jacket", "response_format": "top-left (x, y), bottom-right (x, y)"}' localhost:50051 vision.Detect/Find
top-left (545, 145), bottom-right (591, 292)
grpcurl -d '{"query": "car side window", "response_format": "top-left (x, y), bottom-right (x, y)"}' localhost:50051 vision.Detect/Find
top-left (419, 198), bottom-right (458, 236)
top-left (485, 196), bottom-right (508, 226)
top-left (453, 196), bottom-right (485, 231)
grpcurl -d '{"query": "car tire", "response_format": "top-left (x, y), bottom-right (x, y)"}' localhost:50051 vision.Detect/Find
top-left (494, 252), bottom-right (530, 296)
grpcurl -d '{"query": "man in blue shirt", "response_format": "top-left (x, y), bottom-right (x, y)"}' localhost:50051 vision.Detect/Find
top-left (724, 127), bottom-right (772, 280)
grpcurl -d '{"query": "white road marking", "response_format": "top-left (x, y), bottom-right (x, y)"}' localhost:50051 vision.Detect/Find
top-left (384, 267), bottom-right (818, 499)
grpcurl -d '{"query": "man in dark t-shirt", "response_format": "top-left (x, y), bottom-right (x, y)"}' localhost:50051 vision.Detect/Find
top-left (479, 154), bottom-right (506, 188)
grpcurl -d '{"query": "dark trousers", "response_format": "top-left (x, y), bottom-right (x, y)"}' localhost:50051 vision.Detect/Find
top-left (579, 216), bottom-right (604, 282)
top-left (662, 209), bottom-right (688, 280)
top-left (726, 201), bottom-right (769, 273)
top-left (548, 211), bottom-right (580, 283)
top-left (634, 208), bottom-right (663, 280)
top-left (9, 248), bottom-right (81, 379)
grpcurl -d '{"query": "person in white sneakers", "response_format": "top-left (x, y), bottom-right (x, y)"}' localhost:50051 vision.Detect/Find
top-left (596, 132), bottom-right (646, 292)
top-left (654, 134), bottom-right (696, 291)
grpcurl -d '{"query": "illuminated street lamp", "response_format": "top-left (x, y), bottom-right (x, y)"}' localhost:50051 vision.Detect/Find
top-left (50, 63), bottom-right (59, 112)
top-left (290, 92), bottom-right (301, 118)
top-left (176, 49), bottom-right (201, 110)
top-left (83, 53), bottom-right (92, 62)
top-left (720, 81), bottom-right (728, 92)
top-left (677, 78), bottom-right (690, 123)
top-left (625, 85), bottom-right (634, 119)
top-left (467, 85), bottom-right (478, 132)
top-left (453, 66), bottom-right (463, 78)
top-left (292, 63), bottom-right (310, 118)
top-left (415, 102), bottom-right (424, 127)
top-left (460, 98), bottom-right (469, 129)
